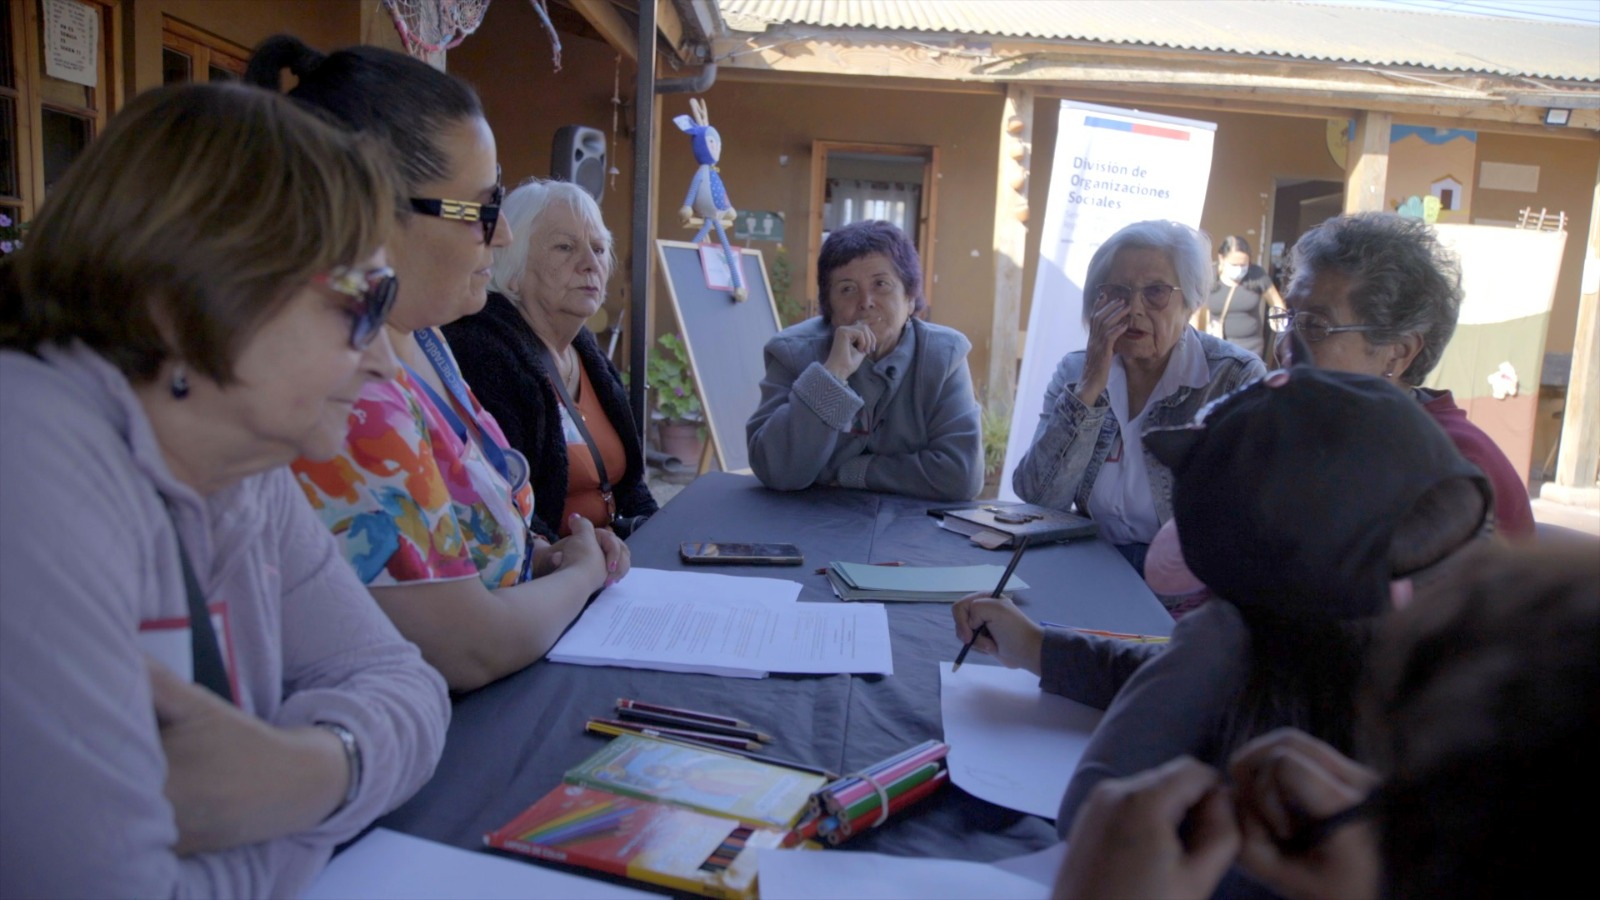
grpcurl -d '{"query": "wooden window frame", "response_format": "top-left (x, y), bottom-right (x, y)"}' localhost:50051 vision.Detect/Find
top-left (808, 140), bottom-right (940, 314)
top-left (161, 16), bottom-right (247, 84)
top-left (2, 1), bottom-right (30, 215)
top-left (6, 0), bottom-right (121, 219)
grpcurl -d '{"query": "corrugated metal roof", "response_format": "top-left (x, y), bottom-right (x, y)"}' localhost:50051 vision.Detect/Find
top-left (718, 0), bottom-right (1600, 83)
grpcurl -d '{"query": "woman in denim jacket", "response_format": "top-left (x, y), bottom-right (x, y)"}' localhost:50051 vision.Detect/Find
top-left (1013, 221), bottom-right (1264, 572)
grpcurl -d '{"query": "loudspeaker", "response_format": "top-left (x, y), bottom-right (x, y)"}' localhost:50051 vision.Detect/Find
top-left (551, 125), bottom-right (606, 203)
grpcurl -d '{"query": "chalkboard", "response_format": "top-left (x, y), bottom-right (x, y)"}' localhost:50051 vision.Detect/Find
top-left (654, 240), bottom-right (782, 473)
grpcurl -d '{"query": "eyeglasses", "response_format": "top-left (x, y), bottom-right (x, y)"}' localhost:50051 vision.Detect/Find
top-left (1268, 309), bottom-right (1384, 343)
top-left (316, 265), bottom-right (399, 349)
top-left (1097, 282), bottom-right (1179, 311)
top-left (409, 171), bottom-right (504, 245)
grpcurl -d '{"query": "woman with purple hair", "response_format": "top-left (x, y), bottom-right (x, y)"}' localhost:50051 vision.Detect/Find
top-left (746, 220), bottom-right (982, 501)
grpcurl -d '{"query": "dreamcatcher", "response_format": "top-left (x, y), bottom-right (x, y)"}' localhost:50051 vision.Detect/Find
top-left (381, 0), bottom-right (562, 69)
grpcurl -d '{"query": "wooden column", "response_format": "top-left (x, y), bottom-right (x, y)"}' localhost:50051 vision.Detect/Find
top-left (987, 83), bottom-right (1034, 409)
top-left (1343, 110), bottom-right (1391, 214)
top-left (1554, 156), bottom-right (1600, 492)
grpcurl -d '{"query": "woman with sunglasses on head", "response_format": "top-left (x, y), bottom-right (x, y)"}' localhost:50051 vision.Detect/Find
top-left (1272, 212), bottom-right (1533, 537)
top-left (247, 37), bottom-right (627, 693)
top-left (0, 84), bottom-right (447, 897)
top-left (1014, 220), bottom-right (1266, 575)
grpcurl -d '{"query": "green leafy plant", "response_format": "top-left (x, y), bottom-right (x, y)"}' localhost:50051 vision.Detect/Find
top-left (768, 248), bottom-right (807, 327)
top-left (647, 333), bottom-right (703, 423)
top-left (982, 402), bottom-right (1011, 482)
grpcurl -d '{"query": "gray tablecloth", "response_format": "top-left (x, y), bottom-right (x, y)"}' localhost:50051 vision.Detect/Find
top-left (377, 473), bottom-right (1173, 865)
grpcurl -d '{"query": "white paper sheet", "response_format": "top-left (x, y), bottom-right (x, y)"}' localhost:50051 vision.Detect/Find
top-left (939, 661), bottom-right (1103, 820)
top-left (606, 567), bottom-right (805, 606)
top-left (993, 842), bottom-right (1069, 887)
top-left (302, 828), bottom-right (661, 899)
top-left (548, 569), bottom-right (892, 677)
top-left (758, 848), bottom-right (1049, 900)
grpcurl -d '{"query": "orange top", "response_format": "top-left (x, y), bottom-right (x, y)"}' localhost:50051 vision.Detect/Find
top-left (559, 363), bottom-right (628, 535)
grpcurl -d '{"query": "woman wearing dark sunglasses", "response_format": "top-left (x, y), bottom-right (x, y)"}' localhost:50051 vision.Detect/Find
top-left (1272, 212), bottom-right (1533, 538)
top-left (248, 37), bottom-right (626, 693)
top-left (0, 84), bottom-right (447, 897)
top-left (1013, 219), bottom-right (1266, 577)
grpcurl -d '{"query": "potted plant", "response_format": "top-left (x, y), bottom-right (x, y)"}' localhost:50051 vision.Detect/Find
top-left (647, 333), bottom-right (706, 463)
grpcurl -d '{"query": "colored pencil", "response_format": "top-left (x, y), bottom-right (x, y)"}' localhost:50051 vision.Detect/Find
top-left (587, 717), bottom-right (760, 751)
top-left (826, 742), bottom-right (949, 814)
top-left (583, 721), bottom-right (840, 779)
top-left (615, 698), bottom-right (754, 730)
top-left (953, 537), bottom-right (1031, 672)
top-left (616, 707), bottom-right (773, 743)
top-left (828, 770), bottom-right (949, 844)
top-left (838, 762), bottom-right (942, 821)
top-left (1038, 622), bottom-right (1171, 643)
top-left (816, 739), bottom-right (943, 813)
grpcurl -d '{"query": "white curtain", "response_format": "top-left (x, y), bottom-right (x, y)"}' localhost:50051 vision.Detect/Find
top-left (823, 179), bottom-right (921, 239)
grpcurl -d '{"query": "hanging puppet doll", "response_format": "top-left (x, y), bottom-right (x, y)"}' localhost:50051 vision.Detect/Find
top-left (674, 98), bottom-right (746, 301)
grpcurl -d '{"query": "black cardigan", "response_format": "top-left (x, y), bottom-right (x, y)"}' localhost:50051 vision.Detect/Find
top-left (443, 292), bottom-right (657, 541)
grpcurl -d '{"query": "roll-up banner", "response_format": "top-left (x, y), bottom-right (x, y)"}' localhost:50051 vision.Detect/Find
top-left (1000, 102), bottom-right (1218, 502)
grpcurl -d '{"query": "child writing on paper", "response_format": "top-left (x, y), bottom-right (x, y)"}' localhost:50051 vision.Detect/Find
top-left (952, 364), bottom-right (1493, 833)
top-left (1051, 541), bottom-right (1597, 900)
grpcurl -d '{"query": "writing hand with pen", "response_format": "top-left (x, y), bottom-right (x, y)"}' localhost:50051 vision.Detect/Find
top-left (951, 537), bottom-right (1031, 672)
top-left (950, 594), bottom-right (1044, 675)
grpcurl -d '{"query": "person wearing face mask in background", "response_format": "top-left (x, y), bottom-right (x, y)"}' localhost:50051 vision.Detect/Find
top-left (1192, 235), bottom-right (1285, 362)
top-left (746, 219), bottom-right (983, 502)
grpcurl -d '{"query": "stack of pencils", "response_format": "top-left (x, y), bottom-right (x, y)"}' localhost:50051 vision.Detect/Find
top-left (783, 740), bottom-right (950, 847)
top-left (588, 699), bottom-right (773, 751)
top-left (584, 699), bottom-right (841, 778)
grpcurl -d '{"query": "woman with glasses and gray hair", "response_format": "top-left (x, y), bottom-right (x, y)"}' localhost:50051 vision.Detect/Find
top-left (249, 37), bottom-right (625, 694)
top-left (444, 179), bottom-right (657, 543)
top-left (1014, 219), bottom-right (1266, 573)
top-left (1272, 212), bottom-right (1533, 537)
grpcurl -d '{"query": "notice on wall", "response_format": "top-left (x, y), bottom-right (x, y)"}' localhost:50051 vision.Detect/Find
top-left (999, 102), bottom-right (1216, 500)
top-left (43, 0), bottom-right (99, 88)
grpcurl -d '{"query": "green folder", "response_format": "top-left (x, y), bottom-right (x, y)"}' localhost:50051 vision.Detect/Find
top-left (826, 562), bottom-right (1030, 602)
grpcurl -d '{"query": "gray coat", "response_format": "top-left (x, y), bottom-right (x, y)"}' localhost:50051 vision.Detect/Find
top-left (1012, 328), bottom-right (1264, 524)
top-left (746, 316), bottom-right (983, 501)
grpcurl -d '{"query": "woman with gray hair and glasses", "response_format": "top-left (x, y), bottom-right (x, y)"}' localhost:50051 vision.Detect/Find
top-left (1272, 212), bottom-right (1533, 537)
top-left (1014, 219), bottom-right (1266, 574)
top-left (445, 179), bottom-right (657, 542)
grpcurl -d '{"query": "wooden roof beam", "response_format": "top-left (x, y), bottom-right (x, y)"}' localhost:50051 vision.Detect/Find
top-left (571, 0), bottom-right (637, 63)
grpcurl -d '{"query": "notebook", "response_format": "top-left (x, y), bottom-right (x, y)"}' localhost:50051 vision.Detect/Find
top-left (936, 503), bottom-right (1098, 549)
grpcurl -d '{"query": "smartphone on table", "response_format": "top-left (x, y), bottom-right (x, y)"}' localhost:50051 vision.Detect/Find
top-left (679, 541), bottom-right (804, 566)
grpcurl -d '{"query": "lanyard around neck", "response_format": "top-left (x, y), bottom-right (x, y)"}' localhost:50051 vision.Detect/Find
top-left (409, 328), bottom-right (528, 492)
top-left (163, 503), bottom-right (234, 704)
top-left (538, 342), bottom-right (613, 501)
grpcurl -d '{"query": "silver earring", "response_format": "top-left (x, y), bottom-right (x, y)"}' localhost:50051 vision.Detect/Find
top-left (171, 364), bottom-right (190, 400)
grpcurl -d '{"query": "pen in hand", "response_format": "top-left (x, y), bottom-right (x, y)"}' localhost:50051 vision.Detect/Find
top-left (952, 536), bottom-right (1030, 672)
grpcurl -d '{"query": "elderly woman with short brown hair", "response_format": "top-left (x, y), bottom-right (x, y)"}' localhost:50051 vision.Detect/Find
top-left (1014, 220), bottom-right (1267, 572)
top-left (0, 83), bottom-right (447, 897)
top-left (746, 219), bottom-right (983, 501)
